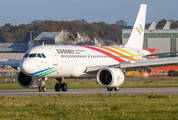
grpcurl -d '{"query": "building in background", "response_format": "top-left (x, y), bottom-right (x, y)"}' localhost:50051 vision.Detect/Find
top-left (144, 48), bottom-right (159, 59)
top-left (0, 43), bottom-right (27, 61)
top-left (76, 32), bottom-right (90, 43)
top-left (0, 43), bottom-right (28, 76)
top-left (29, 30), bottom-right (104, 48)
top-left (123, 20), bottom-right (178, 57)
top-left (29, 30), bottom-right (77, 49)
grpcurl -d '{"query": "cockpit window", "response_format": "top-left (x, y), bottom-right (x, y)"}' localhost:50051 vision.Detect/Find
top-left (29, 54), bottom-right (36, 58)
top-left (41, 53), bottom-right (46, 58)
top-left (24, 54), bottom-right (29, 58)
top-left (26, 53), bottom-right (46, 58)
top-left (37, 53), bottom-right (42, 58)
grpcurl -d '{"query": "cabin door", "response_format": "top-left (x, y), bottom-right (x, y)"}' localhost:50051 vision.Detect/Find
top-left (49, 48), bottom-right (58, 65)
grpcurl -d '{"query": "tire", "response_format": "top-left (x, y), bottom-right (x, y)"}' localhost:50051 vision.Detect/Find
top-left (61, 83), bottom-right (67, 91)
top-left (39, 86), bottom-right (42, 92)
top-left (42, 86), bottom-right (46, 92)
top-left (55, 83), bottom-right (61, 91)
top-left (114, 87), bottom-right (120, 91)
top-left (107, 87), bottom-right (113, 91)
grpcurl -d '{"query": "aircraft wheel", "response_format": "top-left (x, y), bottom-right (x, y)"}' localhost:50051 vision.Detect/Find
top-left (114, 87), bottom-right (120, 91)
top-left (61, 83), bottom-right (67, 91)
top-left (39, 86), bottom-right (43, 92)
top-left (107, 87), bottom-right (113, 91)
top-left (55, 83), bottom-right (61, 91)
top-left (42, 86), bottom-right (46, 92)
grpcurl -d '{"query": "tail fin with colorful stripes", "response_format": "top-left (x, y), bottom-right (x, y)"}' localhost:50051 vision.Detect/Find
top-left (124, 4), bottom-right (147, 49)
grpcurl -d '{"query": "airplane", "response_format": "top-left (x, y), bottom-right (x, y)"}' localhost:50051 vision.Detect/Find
top-left (1, 4), bottom-right (178, 92)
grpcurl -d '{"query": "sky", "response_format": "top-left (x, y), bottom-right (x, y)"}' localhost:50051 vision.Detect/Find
top-left (0, 0), bottom-right (178, 26)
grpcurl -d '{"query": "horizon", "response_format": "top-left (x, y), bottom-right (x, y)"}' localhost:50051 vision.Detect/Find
top-left (0, 0), bottom-right (178, 26)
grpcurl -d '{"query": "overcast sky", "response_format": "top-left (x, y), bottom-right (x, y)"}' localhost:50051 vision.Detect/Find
top-left (0, 0), bottom-right (177, 26)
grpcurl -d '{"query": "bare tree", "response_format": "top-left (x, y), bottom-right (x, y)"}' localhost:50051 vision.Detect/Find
top-left (78, 19), bottom-right (87, 25)
top-left (115, 20), bottom-right (127, 28)
top-left (31, 20), bottom-right (44, 27)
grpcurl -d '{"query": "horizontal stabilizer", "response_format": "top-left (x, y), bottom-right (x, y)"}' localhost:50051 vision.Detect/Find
top-left (143, 51), bottom-right (178, 57)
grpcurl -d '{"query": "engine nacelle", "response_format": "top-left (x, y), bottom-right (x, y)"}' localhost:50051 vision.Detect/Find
top-left (97, 68), bottom-right (125, 87)
top-left (17, 71), bottom-right (42, 88)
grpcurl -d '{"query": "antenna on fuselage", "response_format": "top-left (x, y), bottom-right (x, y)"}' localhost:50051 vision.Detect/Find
top-left (42, 41), bottom-right (44, 46)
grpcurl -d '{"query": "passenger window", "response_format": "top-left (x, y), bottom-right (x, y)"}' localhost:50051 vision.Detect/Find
top-left (37, 53), bottom-right (42, 58)
top-left (29, 54), bottom-right (36, 58)
top-left (41, 53), bottom-right (46, 58)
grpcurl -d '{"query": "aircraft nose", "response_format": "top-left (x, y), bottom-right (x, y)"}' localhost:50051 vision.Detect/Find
top-left (20, 59), bottom-right (32, 74)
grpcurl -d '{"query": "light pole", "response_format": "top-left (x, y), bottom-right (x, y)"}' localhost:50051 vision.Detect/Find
top-left (28, 31), bottom-right (34, 41)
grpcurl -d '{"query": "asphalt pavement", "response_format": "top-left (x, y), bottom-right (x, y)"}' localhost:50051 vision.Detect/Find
top-left (0, 87), bottom-right (177, 96)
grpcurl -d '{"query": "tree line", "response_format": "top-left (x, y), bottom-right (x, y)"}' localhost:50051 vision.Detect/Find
top-left (0, 19), bottom-right (177, 44)
top-left (0, 19), bottom-right (125, 44)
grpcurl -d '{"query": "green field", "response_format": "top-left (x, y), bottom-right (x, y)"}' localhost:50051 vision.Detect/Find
top-left (0, 76), bottom-right (178, 119)
top-left (0, 93), bottom-right (177, 119)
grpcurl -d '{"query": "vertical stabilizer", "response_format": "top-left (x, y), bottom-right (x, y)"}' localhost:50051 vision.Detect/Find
top-left (124, 4), bottom-right (147, 49)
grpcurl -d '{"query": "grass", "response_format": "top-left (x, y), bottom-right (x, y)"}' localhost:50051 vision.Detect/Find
top-left (0, 93), bottom-right (177, 119)
top-left (0, 76), bottom-right (178, 119)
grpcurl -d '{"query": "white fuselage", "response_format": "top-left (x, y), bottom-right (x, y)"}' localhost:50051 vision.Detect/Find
top-left (20, 45), bottom-right (150, 78)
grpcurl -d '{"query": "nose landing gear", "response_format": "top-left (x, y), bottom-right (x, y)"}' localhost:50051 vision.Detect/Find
top-left (38, 77), bottom-right (47, 92)
top-left (55, 78), bottom-right (67, 92)
top-left (39, 85), bottom-right (46, 92)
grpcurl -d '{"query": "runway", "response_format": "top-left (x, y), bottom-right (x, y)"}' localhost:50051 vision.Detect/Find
top-left (0, 87), bottom-right (178, 96)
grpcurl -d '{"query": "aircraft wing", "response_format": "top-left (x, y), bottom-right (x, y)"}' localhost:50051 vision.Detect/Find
top-left (0, 59), bottom-right (21, 67)
top-left (118, 57), bottom-right (178, 71)
top-left (86, 57), bottom-right (178, 73)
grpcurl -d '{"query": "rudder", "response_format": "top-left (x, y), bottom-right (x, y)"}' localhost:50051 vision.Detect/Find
top-left (124, 4), bottom-right (147, 49)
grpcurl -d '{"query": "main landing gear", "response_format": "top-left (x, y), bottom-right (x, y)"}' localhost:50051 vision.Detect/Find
top-left (107, 87), bottom-right (120, 91)
top-left (55, 78), bottom-right (67, 92)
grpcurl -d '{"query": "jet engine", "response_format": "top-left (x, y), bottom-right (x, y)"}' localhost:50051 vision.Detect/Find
top-left (17, 71), bottom-right (42, 88)
top-left (97, 68), bottom-right (125, 87)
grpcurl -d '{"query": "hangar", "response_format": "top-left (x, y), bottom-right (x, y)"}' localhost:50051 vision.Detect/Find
top-left (0, 43), bottom-right (27, 61)
top-left (0, 43), bottom-right (28, 76)
top-left (28, 30), bottom-right (77, 49)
